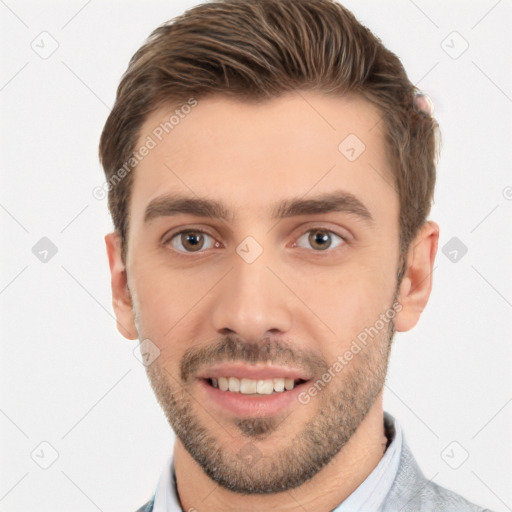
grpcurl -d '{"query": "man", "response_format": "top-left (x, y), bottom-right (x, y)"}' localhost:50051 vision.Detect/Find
top-left (98, 0), bottom-right (492, 510)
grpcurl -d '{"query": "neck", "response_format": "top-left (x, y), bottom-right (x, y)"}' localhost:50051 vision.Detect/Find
top-left (174, 395), bottom-right (386, 512)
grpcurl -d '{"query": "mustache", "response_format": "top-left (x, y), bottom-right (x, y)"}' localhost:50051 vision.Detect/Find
top-left (180, 334), bottom-right (328, 382)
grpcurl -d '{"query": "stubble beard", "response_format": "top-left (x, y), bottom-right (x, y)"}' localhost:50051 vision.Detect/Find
top-left (143, 310), bottom-right (395, 494)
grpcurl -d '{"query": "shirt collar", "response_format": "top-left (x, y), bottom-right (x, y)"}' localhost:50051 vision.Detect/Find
top-left (332, 411), bottom-right (403, 512)
top-left (152, 412), bottom-right (402, 512)
top-left (152, 453), bottom-right (182, 512)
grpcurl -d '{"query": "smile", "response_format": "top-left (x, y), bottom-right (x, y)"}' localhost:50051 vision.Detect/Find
top-left (208, 376), bottom-right (307, 395)
top-left (196, 363), bottom-right (313, 416)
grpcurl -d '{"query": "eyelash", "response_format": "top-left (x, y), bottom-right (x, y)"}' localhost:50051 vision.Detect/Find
top-left (163, 227), bottom-right (348, 257)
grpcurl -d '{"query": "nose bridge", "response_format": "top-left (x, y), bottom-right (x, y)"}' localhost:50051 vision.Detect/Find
top-left (211, 244), bottom-right (292, 341)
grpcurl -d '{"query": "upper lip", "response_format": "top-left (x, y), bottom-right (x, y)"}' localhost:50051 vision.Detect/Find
top-left (196, 363), bottom-right (312, 381)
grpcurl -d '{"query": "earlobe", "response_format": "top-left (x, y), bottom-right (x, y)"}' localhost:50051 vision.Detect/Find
top-left (394, 221), bottom-right (440, 332)
top-left (104, 232), bottom-right (139, 340)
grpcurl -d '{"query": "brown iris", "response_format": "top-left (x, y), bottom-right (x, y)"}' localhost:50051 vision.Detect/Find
top-left (308, 230), bottom-right (332, 250)
top-left (180, 231), bottom-right (205, 252)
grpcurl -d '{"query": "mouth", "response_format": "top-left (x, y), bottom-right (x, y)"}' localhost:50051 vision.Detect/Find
top-left (205, 376), bottom-right (308, 395)
top-left (196, 364), bottom-right (313, 417)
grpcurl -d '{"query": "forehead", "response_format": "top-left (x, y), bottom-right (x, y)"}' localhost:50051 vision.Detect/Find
top-left (129, 92), bottom-right (397, 226)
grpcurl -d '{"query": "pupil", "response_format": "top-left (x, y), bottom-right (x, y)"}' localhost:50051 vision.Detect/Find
top-left (310, 230), bottom-right (330, 250)
top-left (184, 232), bottom-right (203, 251)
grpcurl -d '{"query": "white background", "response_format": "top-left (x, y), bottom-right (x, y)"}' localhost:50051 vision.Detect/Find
top-left (1, 1), bottom-right (511, 511)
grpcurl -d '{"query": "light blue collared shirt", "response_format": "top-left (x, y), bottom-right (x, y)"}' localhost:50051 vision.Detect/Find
top-left (152, 412), bottom-right (402, 512)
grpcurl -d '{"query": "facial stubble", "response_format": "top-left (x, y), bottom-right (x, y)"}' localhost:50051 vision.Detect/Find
top-left (143, 308), bottom-right (395, 495)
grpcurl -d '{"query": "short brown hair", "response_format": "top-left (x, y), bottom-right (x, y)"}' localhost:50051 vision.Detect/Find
top-left (99, 0), bottom-right (439, 263)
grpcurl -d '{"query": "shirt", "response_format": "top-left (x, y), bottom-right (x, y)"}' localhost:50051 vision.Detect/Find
top-left (151, 412), bottom-right (402, 512)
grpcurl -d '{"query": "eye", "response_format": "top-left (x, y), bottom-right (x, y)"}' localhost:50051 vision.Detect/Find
top-left (164, 227), bottom-right (347, 255)
top-left (293, 228), bottom-right (346, 252)
top-left (167, 230), bottom-right (220, 253)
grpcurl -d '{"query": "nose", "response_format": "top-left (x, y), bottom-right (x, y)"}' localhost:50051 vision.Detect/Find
top-left (210, 250), bottom-right (293, 343)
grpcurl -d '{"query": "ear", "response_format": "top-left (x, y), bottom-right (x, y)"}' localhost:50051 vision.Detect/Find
top-left (104, 232), bottom-right (139, 340)
top-left (395, 221), bottom-right (439, 332)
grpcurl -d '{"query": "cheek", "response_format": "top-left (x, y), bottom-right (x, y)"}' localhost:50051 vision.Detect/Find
top-left (306, 265), bottom-right (396, 345)
top-left (130, 262), bottom-right (202, 338)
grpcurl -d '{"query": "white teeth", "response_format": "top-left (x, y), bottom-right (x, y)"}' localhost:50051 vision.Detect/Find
top-left (211, 376), bottom-right (299, 394)
top-left (284, 378), bottom-right (294, 390)
top-left (218, 377), bottom-right (229, 391)
top-left (256, 379), bottom-right (274, 395)
top-left (240, 378), bottom-right (257, 394)
top-left (273, 378), bottom-right (285, 392)
top-left (228, 376), bottom-right (240, 392)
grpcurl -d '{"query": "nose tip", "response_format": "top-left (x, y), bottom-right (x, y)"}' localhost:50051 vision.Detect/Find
top-left (210, 257), bottom-right (292, 343)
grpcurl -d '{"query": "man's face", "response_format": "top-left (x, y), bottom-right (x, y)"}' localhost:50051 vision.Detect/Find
top-left (116, 92), bottom-right (403, 492)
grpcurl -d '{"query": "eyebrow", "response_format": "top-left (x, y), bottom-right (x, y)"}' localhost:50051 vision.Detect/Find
top-left (144, 190), bottom-right (374, 225)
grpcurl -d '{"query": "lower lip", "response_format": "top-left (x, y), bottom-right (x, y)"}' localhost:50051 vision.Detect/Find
top-left (197, 379), bottom-right (309, 417)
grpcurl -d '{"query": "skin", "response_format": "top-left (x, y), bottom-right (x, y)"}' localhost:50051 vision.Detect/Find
top-left (105, 92), bottom-right (439, 511)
